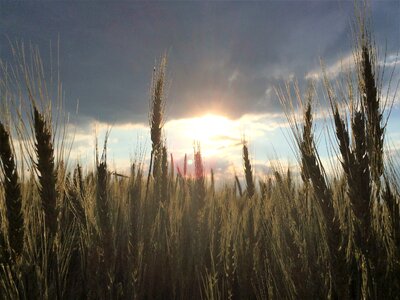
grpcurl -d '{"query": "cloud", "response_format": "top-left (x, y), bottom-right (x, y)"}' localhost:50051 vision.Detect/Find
top-left (6, 1), bottom-right (399, 123)
top-left (228, 69), bottom-right (240, 86)
top-left (305, 52), bottom-right (354, 80)
top-left (212, 135), bottom-right (240, 143)
top-left (383, 54), bottom-right (400, 68)
top-left (2, 1), bottom-right (399, 182)
top-left (62, 111), bottom-right (292, 178)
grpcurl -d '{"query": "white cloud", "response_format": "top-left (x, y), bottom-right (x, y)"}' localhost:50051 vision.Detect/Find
top-left (228, 69), bottom-right (240, 85)
top-left (65, 119), bottom-right (148, 172)
top-left (381, 54), bottom-right (400, 68)
top-left (306, 53), bottom-right (354, 80)
top-left (58, 109), bottom-right (346, 182)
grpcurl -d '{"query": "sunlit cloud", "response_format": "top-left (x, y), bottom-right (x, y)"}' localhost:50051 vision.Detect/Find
top-left (305, 52), bottom-right (354, 80)
top-left (64, 112), bottom-right (291, 178)
top-left (63, 88), bottom-right (400, 181)
top-left (305, 51), bottom-right (400, 82)
top-left (164, 112), bottom-right (288, 156)
top-left (66, 119), bottom-right (148, 171)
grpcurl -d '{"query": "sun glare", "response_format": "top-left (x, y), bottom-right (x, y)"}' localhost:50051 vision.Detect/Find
top-left (190, 114), bottom-right (230, 141)
top-left (166, 114), bottom-right (241, 157)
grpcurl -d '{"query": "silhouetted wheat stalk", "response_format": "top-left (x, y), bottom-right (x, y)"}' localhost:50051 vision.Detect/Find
top-left (293, 92), bottom-right (347, 298)
top-left (358, 41), bottom-right (384, 188)
top-left (96, 140), bottom-right (110, 245)
top-left (235, 174), bottom-right (243, 198)
top-left (242, 141), bottom-right (255, 199)
top-left (161, 146), bottom-right (169, 203)
top-left (68, 164), bottom-right (86, 225)
top-left (194, 144), bottom-right (206, 208)
top-left (33, 106), bottom-right (58, 237)
top-left (0, 121), bottom-right (23, 259)
top-left (146, 55), bottom-right (167, 200)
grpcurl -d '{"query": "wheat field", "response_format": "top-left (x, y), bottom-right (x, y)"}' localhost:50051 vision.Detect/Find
top-left (0, 5), bottom-right (399, 300)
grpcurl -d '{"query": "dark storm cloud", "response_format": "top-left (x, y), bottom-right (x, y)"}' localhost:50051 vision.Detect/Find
top-left (0, 1), bottom-right (398, 124)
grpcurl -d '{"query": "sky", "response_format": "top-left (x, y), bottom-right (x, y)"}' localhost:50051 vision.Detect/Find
top-left (1, 1), bottom-right (400, 181)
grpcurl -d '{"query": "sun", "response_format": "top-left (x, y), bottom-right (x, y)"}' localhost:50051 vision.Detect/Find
top-left (165, 113), bottom-right (242, 157)
top-left (189, 114), bottom-right (231, 141)
top-left (181, 114), bottom-right (239, 156)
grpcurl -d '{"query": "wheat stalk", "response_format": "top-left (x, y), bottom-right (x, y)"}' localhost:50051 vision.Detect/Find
top-left (161, 145), bottom-right (169, 203)
top-left (0, 121), bottom-right (24, 258)
top-left (33, 106), bottom-right (58, 237)
top-left (242, 141), bottom-right (255, 199)
top-left (146, 55), bottom-right (167, 199)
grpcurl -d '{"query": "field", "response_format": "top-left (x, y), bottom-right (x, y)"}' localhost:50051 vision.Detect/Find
top-left (1, 5), bottom-right (400, 300)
